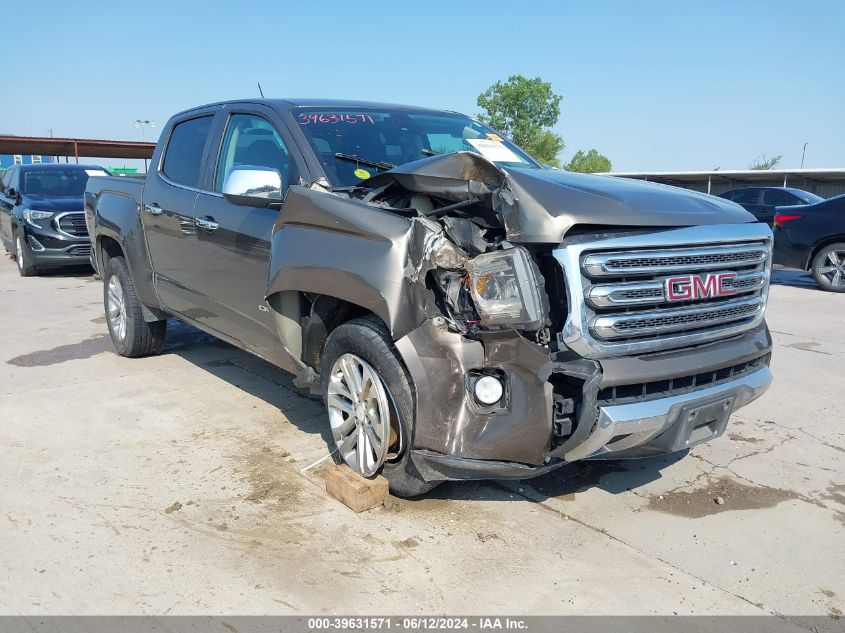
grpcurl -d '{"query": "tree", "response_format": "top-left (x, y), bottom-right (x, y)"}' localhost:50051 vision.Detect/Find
top-left (749, 154), bottom-right (782, 170)
top-left (477, 75), bottom-right (565, 166)
top-left (565, 149), bottom-right (612, 173)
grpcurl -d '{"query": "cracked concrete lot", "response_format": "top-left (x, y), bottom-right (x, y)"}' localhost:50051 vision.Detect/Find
top-left (0, 262), bottom-right (842, 617)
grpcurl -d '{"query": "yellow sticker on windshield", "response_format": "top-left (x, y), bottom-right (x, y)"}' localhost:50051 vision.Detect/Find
top-left (486, 133), bottom-right (503, 141)
top-left (354, 168), bottom-right (371, 179)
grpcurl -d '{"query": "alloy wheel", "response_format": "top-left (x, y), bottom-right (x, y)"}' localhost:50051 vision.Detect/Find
top-left (816, 249), bottom-right (845, 288)
top-left (107, 275), bottom-right (128, 341)
top-left (326, 353), bottom-right (392, 477)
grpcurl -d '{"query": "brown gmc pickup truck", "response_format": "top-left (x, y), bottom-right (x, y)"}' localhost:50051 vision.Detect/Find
top-left (84, 99), bottom-right (774, 496)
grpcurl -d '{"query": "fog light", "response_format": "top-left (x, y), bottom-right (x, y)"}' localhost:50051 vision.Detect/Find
top-left (474, 375), bottom-right (504, 405)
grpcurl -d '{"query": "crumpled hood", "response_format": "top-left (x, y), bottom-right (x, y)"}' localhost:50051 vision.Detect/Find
top-left (503, 166), bottom-right (755, 242)
top-left (21, 195), bottom-right (84, 213)
top-left (363, 152), bottom-right (755, 243)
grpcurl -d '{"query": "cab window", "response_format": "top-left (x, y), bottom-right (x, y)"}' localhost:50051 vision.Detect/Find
top-left (161, 115), bottom-right (213, 188)
top-left (214, 114), bottom-right (297, 194)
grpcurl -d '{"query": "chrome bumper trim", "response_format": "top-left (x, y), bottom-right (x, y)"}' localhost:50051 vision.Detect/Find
top-left (563, 366), bottom-right (772, 462)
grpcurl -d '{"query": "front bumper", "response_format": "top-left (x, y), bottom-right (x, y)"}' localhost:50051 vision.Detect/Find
top-left (397, 318), bottom-right (773, 483)
top-left (22, 226), bottom-right (91, 268)
top-left (564, 364), bottom-right (771, 462)
top-left (410, 365), bottom-right (771, 482)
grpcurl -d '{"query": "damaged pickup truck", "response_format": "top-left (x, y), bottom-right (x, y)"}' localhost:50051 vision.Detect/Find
top-left (84, 99), bottom-right (774, 496)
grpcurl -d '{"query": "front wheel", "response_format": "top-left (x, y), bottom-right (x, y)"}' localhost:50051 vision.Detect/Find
top-left (811, 243), bottom-right (845, 292)
top-left (14, 229), bottom-right (38, 277)
top-left (103, 256), bottom-right (167, 356)
top-left (320, 316), bottom-right (437, 498)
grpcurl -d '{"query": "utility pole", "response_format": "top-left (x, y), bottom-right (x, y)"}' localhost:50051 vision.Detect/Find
top-left (134, 119), bottom-right (156, 173)
top-left (801, 142), bottom-right (808, 169)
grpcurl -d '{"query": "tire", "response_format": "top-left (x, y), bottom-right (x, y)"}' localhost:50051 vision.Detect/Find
top-left (103, 256), bottom-right (167, 357)
top-left (320, 315), bottom-right (438, 497)
top-left (14, 229), bottom-right (38, 277)
top-left (810, 242), bottom-right (845, 293)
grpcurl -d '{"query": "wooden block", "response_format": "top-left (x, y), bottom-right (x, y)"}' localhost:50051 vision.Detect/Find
top-left (325, 464), bottom-right (389, 512)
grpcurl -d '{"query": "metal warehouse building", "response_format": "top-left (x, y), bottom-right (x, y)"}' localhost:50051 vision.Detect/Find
top-left (607, 168), bottom-right (845, 199)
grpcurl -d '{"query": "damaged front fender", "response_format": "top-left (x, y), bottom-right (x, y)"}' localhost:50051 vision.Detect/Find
top-left (265, 186), bottom-right (466, 351)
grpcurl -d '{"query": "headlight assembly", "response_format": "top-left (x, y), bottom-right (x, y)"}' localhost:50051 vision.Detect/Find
top-left (466, 246), bottom-right (546, 330)
top-left (23, 209), bottom-right (54, 225)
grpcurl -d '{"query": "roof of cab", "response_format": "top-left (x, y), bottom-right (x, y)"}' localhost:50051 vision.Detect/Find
top-left (177, 98), bottom-right (461, 117)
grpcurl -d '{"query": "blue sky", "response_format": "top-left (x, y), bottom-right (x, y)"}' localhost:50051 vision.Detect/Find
top-left (4, 0), bottom-right (843, 171)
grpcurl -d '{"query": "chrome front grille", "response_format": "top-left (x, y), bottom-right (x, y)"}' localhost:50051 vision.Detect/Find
top-left (586, 270), bottom-right (766, 308)
top-left (56, 212), bottom-right (88, 237)
top-left (552, 224), bottom-right (774, 359)
top-left (583, 244), bottom-right (769, 276)
top-left (592, 296), bottom-right (764, 339)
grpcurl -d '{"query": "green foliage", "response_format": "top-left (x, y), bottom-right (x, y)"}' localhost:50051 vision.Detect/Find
top-left (523, 130), bottom-right (566, 167)
top-left (477, 75), bottom-right (565, 165)
top-left (749, 154), bottom-right (782, 170)
top-left (565, 149), bottom-right (612, 173)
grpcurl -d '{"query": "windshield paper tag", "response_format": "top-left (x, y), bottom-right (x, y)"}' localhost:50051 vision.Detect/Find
top-left (353, 168), bottom-right (371, 179)
top-left (85, 170), bottom-right (108, 177)
top-left (466, 138), bottom-right (522, 163)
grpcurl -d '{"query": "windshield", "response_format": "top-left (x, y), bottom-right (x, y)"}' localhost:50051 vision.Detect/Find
top-left (21, 168), bottom-right (105, 196)
top-left (292, 107), bottom-right (541, 187)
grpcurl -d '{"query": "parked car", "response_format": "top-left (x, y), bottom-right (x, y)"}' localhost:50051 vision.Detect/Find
top-left (0, 163), bottom-right (109, 276)
top-left (84, 99), bottom-right (773, 496)
top-left (772, 194), bottom-right (845, 292)
top-left (719, 187), bottom-right (823, 225)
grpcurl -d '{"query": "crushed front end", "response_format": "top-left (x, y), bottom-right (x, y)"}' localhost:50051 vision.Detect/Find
top-left (354, 153), bottom-right (774, 482)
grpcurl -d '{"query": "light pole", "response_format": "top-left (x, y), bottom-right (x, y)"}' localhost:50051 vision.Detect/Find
top-left (801, 142), bottom-right (808, 169)
top-left (134, 119), bottom-right (156, 173)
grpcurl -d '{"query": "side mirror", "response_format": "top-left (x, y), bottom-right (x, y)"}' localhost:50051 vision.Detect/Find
top-left (6, 187), bottom-right (17, 198)
top-left (222, 166), bottom-right (284, 208)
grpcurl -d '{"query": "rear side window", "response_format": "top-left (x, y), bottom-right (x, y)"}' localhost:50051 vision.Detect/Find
top-left (161, 116), bottom-right (213, 188)
top-left (763, 190), bottom-right (798, 206)
top-left (732, 189), bottom-right (761, 204)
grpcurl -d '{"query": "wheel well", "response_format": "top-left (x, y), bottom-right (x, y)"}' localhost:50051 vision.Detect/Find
top-left (97, 235), bottom-right (124, 270)
top-left (266, 292), bottom-right (377, 370)
top-left (806, 236), bottom-right (845, 270)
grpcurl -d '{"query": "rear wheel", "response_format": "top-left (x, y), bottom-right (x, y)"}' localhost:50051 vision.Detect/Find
top-left (103, 256), bottom-right (167, 356)
top-left (811, 243), bottom-right (845, 293)
top-left (14, 229), bottom-right (38, 277)
top-left (320, 316), bottom-right (437, 498)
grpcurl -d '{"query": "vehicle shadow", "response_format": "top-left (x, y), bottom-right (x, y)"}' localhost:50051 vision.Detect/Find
top-left (421, 452), bottom-right (688, 504)
top-left (770, 267), bottom-right (819, 290)
top-left (159, 320), bottom-right (334, 446)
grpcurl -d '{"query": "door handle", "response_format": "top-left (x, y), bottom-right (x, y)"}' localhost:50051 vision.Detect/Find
top-left (143, 203), bottom-right (163, 216)
top-left (195, 216), bottom-right (219, 231)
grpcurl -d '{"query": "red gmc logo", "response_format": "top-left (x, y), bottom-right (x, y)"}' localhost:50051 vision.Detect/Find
top-left (665, 272), bottom-right (738, 302)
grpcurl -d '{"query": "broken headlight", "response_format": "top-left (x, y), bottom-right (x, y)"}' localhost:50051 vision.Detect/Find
top-left (466, 247), bottom-right (545, 330)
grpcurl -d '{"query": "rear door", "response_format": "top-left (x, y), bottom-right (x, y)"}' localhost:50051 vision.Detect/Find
top-left (190, 105), bottom-right (306, 363)
top-left (141, 110), bottom-right (218, 315)
top-left (731, 188), bottom-right (767, 221)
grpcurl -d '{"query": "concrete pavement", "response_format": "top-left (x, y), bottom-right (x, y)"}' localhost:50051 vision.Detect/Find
top-left (0, 261), bottom-right (842, 617)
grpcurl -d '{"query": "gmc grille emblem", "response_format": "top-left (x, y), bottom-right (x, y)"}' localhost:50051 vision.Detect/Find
top-left (665, 272), bottom-right (738, 302)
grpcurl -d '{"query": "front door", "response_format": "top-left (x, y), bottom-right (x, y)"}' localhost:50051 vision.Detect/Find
top-left (140, 113), bottom-right (215, 315)
top-left (191, 109), bottom-right (303, 363)
top-left (0, 167), bottom-right (18, 248)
